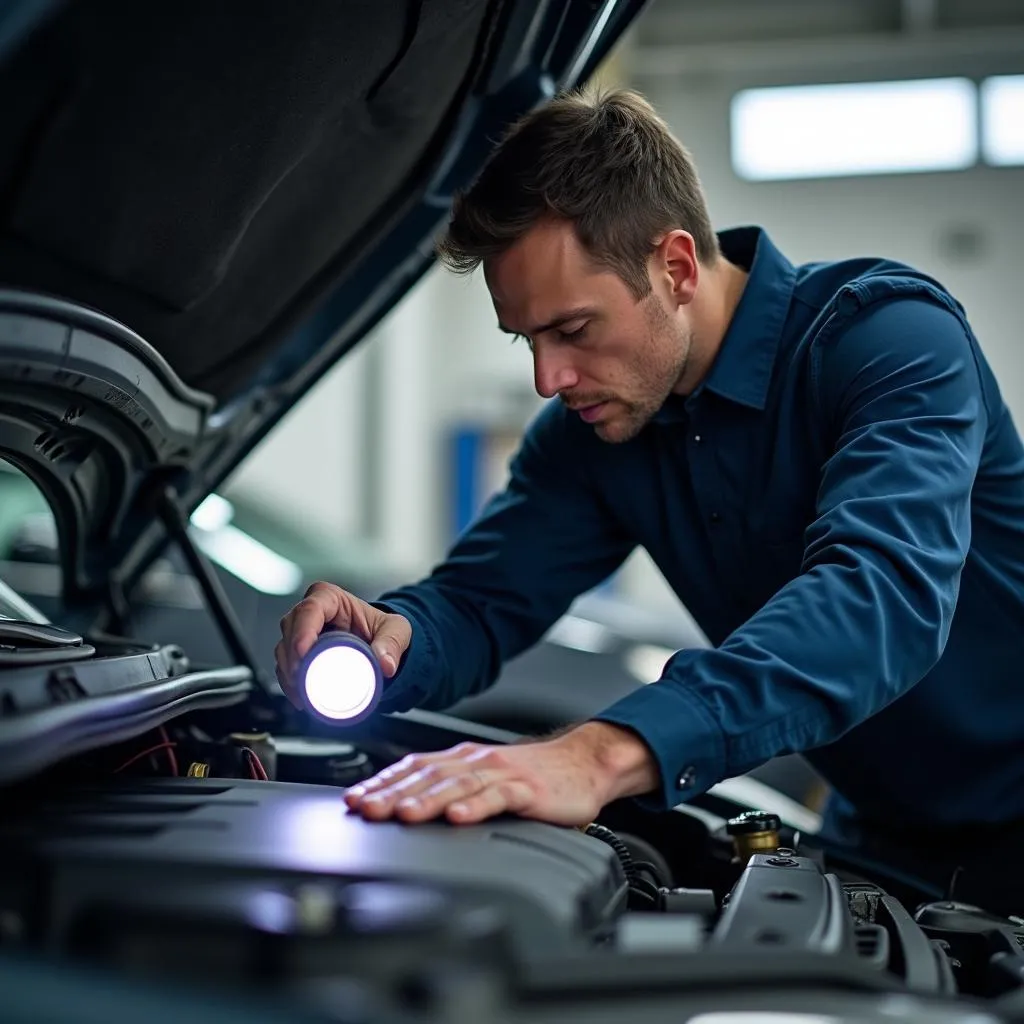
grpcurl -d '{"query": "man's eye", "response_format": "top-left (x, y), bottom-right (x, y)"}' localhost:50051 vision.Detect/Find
top-left (510, 333), bottom-right (533, 351)
top-left (559, 324), bottom-right (588, 342)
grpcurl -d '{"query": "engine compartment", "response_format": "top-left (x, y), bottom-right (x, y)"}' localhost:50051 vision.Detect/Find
top-left (5, 776), bottom-right (625, 962)
top-left (0, 573), bottom-right (1020, 1021)
top-left (4, 713), bottom-right (1024, 1023)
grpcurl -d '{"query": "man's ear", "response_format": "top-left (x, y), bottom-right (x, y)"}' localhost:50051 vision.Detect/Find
top-left (654, 230), bottom-right (699, 306)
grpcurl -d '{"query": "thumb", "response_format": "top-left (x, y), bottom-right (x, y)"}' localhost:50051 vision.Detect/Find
top-left (371, 612), bottom-right (412, 678)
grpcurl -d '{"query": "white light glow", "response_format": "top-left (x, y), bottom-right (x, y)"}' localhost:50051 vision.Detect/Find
top-left (731, 78), bottom-right (978, 181)
top-left (190, 493), bottom-right (235, 531)
top-left (544, 615), bottom-right (611, 654)
top-left (245, 890), bottom-right (295, 935)
top-left (617, 914), bottom-right (703, 953)
top-left (304, 644), bottom-right (379, 721)
top-left (193, 524), bottom-right (302, 595)
top-left (623, 643), bottom-right (677, 685)
top-left (708, 776), bottom-right (823, 834)
top-left (275, 797), bottom-right (363, 871)
top-left (689, 1015), bottom-right (841, 1024)
top-left (982, 75), bottom-right (1024, 166)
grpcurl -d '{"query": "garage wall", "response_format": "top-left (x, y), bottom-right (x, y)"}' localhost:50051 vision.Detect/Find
top-left (222, 340), bottom-right (372, 548)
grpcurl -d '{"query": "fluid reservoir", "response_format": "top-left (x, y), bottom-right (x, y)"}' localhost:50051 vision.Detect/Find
top-left (726, 810), bottom-right (781, 864)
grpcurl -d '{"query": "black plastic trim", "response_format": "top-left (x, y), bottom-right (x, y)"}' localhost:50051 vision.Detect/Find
top-left (711, 855), bottom-right (851, 955)
top-left (0, 291), bottom-right (215, 602)
top-left (880, 893), bottom-right (950, 993)
top-left (0, 290), bottom-right (213, 412)
top-left (1, 644), bottom-right (189, 716)
top-left (0, 667), bottom-right (252, 783)
top-left (0, 644), bottom-right (95, 666)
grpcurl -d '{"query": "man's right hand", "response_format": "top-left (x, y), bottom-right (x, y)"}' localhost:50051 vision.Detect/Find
top-left (275, 581), bottom-right (412, 708)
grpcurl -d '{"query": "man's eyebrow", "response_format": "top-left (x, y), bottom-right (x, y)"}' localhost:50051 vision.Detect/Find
top-left (497, 307), bottom-right (597, 337)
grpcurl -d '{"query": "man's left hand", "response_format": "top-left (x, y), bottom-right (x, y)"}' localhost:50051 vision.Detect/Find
top-left (344, 721), bottom-right (660, 827)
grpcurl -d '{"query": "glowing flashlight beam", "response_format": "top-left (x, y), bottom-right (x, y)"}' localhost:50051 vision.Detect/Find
top-left (300, 632), bottom-right (382, 725)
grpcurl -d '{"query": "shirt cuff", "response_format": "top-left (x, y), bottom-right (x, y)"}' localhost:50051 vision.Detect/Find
top-left (370, 598), bottom-right (438, 713)
top-left (591, 679), bottom-right (726, 811)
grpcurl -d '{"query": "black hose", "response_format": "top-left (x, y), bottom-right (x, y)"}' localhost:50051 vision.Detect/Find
top-left (584, 823), bottom-right (636, 877)
top-left (584, 824), bottom-right (665, 911)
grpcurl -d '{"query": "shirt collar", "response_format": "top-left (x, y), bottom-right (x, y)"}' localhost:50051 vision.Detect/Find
top-left (655, 227), bottom-right (795, 423)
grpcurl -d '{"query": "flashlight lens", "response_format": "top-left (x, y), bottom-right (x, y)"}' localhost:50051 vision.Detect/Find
top-left (304, 644), bottom-right (379, 721)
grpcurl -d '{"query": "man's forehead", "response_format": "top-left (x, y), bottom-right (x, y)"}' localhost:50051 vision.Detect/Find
top-left (487, 222), bottom-right (576, 287)
top-left (485, 221), bottom-right (601, 323)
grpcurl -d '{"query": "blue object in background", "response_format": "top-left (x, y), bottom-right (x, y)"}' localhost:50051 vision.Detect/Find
top-left (450, 423), bottom-right (619, 594)
top-left (452, 427), bottom-right (483, 536)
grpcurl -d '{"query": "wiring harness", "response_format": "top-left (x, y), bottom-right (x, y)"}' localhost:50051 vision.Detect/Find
top-left (584, 823), bottom-right (667, 911)
top-left (110, 727), bottom-right (270, 781)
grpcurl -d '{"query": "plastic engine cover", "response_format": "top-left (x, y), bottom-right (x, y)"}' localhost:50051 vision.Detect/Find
top-left (4, 777), bottom-right (627, 970)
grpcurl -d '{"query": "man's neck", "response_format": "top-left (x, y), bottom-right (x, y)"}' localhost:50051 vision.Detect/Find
top-left (672, 257), bottom-right (749, 397)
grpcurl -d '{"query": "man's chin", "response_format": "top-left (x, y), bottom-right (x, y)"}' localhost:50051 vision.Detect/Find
top-left (594, 412), bottom-right (646, 444)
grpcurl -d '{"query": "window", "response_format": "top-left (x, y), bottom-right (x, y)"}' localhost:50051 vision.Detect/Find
top-left (982, 75), bottom-right (1024, 167)
top-left (730, 78), bottom-right (978, 181)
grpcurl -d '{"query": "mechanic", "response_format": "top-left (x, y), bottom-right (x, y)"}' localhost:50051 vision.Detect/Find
top-left (278, 89), bottom-right (1024, 912)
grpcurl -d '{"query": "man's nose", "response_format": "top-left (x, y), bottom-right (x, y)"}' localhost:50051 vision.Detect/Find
top-left (533, 346), bottom-right (579, 399)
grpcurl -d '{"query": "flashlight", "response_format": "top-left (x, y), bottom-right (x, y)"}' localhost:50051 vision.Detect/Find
top-left (298, 629), bottom-right (383, 725)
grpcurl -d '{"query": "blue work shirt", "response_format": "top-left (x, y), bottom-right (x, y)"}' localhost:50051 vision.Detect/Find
top-left (378, 226), bottom-right (1024, 833)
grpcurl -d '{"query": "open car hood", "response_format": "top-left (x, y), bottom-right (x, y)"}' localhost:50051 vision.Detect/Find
top-left (0, 0), bottom-right (643, 609)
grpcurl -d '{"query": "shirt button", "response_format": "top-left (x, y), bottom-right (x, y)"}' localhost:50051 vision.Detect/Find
top-left (710, 511), bottom-right (722, 524)
top-left (693, 434), bottom-right (702, 443)
top-left (676, 765), bottom-right (697, 789)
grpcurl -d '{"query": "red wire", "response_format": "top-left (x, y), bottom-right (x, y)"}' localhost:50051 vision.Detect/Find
top-left (115, 739), bottom-right (267, 781)
top-left (113, 741), bottom-right (178, 774)
top-left (239, 746), bottom-right (269, 781)
top-left (158, 726), bottom-right (178, 777)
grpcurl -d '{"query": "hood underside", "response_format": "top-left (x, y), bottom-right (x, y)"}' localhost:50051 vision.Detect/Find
top-left (1, 0), bottom-right (499, 400)
top-left (0, 0), bottom-right (643, 608)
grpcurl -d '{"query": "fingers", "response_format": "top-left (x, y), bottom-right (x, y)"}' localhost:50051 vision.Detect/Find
top-left (345, 744), bottom-right (525, 823)
top-left (278, 582), bottom-right (339, 679)
top-left (276, 582), bottom-right (412, 691)
top-left (343, 753), bottom-right (435, 806)
top-left (445, 780), bottom-right (533, 824)
top-left (342, 736), bottom-right (602, 829)
top-left (371, 613), bottom-right (411, 678)
top-left (364, 767), bottom-right (503, 822)
top-left (343, 745), bottom-right (474, 807)
top-left (273, 641), bottom-right (298, 705)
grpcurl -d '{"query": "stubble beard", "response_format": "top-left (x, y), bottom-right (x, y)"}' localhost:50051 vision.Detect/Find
top-left (595, 301), bottom-right (692, 445)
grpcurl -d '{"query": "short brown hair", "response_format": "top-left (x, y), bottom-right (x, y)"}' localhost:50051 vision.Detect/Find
top-left (437, 89), bottom-right (719, 298)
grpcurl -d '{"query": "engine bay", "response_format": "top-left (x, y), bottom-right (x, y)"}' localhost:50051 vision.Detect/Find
top-left (4, 704), bottom-right (1024, 1024)
top-left (0, 458), bottom-right (1021, 1019)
